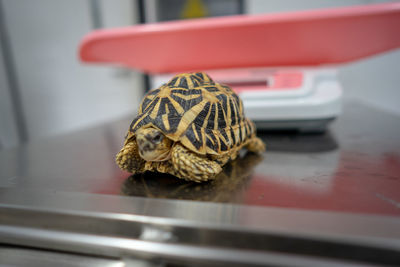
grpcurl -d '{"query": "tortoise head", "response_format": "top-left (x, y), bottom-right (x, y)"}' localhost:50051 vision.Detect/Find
top-left (136, 127), bottom-right (173, 161)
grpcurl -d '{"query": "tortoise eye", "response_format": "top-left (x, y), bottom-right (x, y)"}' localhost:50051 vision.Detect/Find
top-left (153, 132), bottom-right (163, 143)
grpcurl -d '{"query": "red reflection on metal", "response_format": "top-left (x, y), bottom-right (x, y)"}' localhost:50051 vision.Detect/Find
top-left (245, 152), bottom-right (400, 216)
top-left (94, 171), bottom-right (127, 195)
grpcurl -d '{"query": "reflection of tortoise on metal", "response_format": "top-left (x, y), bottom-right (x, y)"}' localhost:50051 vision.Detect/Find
top-left (116, 72), bottom-right (265, 182)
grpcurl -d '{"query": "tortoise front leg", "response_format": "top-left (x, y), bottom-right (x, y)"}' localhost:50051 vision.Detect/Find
top-left (116, 139), bottom-right (146, 174)
top-left (171, 144), bottom-right (222, 182)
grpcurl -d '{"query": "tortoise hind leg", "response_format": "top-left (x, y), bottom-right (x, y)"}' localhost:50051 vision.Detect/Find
top-left (116, 139), bottom-right (146, 173)
top-left (246, 136), bottom-right (266, 154)
top-left (171, 144), bottom-right (222, 182)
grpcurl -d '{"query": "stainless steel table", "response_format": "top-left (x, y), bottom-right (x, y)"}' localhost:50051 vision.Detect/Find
top-left (1, 100), bottom-right (399, 266)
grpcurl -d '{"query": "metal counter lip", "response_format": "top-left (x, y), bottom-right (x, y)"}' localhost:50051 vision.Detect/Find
top-left (1, 188), bottom-right (400, 265)
top-left (0, 225), bottom-right (386, 267)
top-left (1, 188), bottom-right (400, 244)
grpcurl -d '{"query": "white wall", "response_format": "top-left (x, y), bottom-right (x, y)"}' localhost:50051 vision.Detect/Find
top-left (246, 0), bottom-right (400, 115)
top-left (339, 49), bottom-right (400, 116)
top-left (246, 0), bottom-right (366, 14)
top-left (0, 0), bottom-right (142, 148)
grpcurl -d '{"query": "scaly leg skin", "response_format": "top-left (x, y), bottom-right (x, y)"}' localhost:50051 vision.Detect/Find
top-left (171, 144), bottom-right (222, 182)
top-left (246, 136), bottom-right (266, 154)
top-left (212, 152), bottom-right (233, 167)
top-left (144, 160), bottom-right (174, 175)
top-left (116, 139), bottom-right (146, 174)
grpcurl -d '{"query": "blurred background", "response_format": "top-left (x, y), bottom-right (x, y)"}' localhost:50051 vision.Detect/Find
top-left (0, 0), bottom-right (399, 149)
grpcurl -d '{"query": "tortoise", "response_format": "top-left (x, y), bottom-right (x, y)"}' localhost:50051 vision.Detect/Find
top-left (116, 72), bottom-right (265, 182)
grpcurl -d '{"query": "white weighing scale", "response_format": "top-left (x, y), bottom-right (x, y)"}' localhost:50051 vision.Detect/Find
top-left (152, 68), bottom-right (342, 132)
top-left (79, 3), bottom-right (399, 132)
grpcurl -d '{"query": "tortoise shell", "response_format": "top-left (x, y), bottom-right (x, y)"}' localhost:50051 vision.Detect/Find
top-left (129, 72), bottom-right (255, 155)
